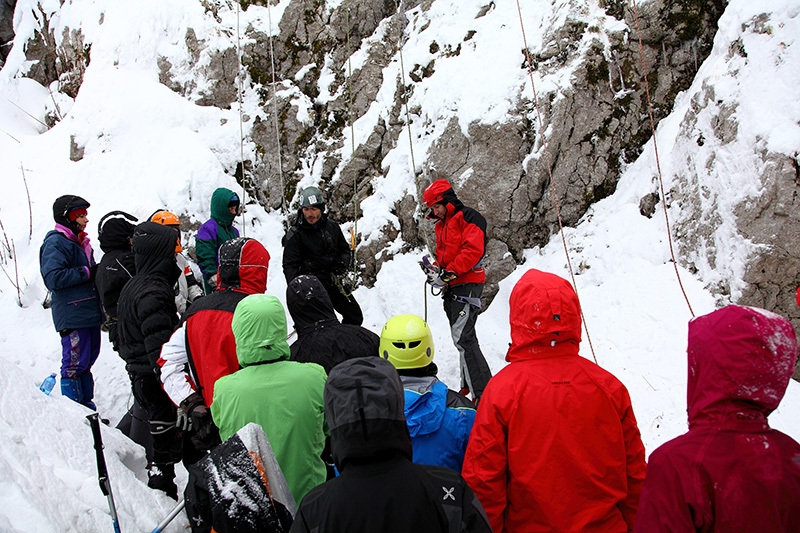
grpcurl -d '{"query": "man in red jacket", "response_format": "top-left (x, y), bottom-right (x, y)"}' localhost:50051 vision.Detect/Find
top-left (634, 305), bottom-right (800, 532)
top-left (462, 269), bottom-right (647, 532)
top-left (422, 178), bottom-right (492, 401)
top-left (159, 237), bottom-right (270, 454)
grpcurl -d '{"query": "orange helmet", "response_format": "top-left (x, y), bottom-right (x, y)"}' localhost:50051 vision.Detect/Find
top-left (150, 210), bottom-right (181, 227)
top-left (149, 210), bottom-right (182, 252)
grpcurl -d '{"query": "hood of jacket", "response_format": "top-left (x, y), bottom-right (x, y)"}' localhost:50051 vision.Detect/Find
top-left (506, 269), bottom-right (582, 362)
top-left (97, 211), bottom-right (137, 252)
top-left (132, 222), bottom-right (181, 280)
top-left (286, 274), bottom-right (338, 332)
top-left (217, 237), bottom-right (270, 294)
top-left (210, 187), bottom-right (237, 227)
top-left (686, 305), bottom-right (798, 428)
top-left (232, 294), bottom-right (291, 367)
top-left (402, 376), bottom-right (446, 437)
top-left (325, 357), bottom-right (413, 467)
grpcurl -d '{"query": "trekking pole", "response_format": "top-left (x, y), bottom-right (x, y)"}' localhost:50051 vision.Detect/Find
top-left (151, 499), bottom-right (185, 533)
top-left (87, 413), bottom-right (122, 533)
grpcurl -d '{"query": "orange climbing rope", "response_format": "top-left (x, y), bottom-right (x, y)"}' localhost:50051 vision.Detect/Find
top-left (630, 0), bottom-right (695, 317)
top-left (515, 0), bottom-right (598, 364)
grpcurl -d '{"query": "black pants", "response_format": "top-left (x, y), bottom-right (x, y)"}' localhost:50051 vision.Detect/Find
top-left (443, 283), bottom-right (492, 400)
top-left (321, 277), bottom-right (363, 326)
top-left (130, 372), bottom-right (179, 465)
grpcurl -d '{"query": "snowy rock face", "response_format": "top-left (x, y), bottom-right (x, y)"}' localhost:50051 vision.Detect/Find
top-left (0, 0), bottom-right (16, 66)
top-left (14, 0), bottom-right (797, 332)
top-left (664, 5), bottom-right (800, 377)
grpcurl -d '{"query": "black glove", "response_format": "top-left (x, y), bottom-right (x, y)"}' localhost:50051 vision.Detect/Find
top-left (89, 264), bottom-right (99, 281)
top-left (180, 392), bottom-right (220, 451)
top-left (332, 255), bottom-right (350, 275)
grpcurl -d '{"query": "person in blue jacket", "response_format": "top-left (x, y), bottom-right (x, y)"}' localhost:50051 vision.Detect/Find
top-left (380, 314), bottom-right (476, 472)
top-left (39, 195), bottom-right (104, 409)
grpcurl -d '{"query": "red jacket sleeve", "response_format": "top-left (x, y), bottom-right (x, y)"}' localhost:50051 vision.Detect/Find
top-left (462, 384), bottom-right (508, 532)
top-left (447, 216), bottom-right (485, 277)
top-left (618, 394), bottom-right (648, 530)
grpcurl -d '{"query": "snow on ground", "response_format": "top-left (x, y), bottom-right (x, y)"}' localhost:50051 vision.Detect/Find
top-left (0, 0), bottom-right (798, 531)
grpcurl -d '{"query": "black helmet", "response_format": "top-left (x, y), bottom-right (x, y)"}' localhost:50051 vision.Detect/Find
top-left (53, 195), bottom-right (90, 234)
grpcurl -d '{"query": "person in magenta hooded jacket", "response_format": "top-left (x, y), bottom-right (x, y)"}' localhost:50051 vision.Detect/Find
top-left (634, 305), bottom-right (800, 532)
top-left (462, 269), bottom-right (647, 532)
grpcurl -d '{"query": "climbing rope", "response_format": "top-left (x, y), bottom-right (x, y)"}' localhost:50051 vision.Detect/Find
top-left (266, 0), bottom-right (290, 231)
top-left (395, 0), bottom-right (439, 306)
top-left (345, 2), bottom-right (359, 278)
top-left (515, 0), bottom-right (598, 364)
top-left (630, 0), bottom-right (694, 317)
top-left (397, 0), bottom-right (418, 180)
top-left (235, 1), bottom-right (248, 236)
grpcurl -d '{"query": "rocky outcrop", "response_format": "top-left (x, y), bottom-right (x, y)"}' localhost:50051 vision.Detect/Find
top-left (0, 0), bottom-right (16, 66)
top-left (17, 0), bottom-right (727, 310)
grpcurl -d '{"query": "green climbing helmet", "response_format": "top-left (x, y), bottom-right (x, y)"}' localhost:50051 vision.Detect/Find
top-left (380, 314), bottom-right (434, 370)
top-left (300, 186), bottom-right (325, 209)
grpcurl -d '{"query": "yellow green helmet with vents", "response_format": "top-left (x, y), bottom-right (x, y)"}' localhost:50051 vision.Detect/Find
top-left (380, 314), bottom-right (434, 370)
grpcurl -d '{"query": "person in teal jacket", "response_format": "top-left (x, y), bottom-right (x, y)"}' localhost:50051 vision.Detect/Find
top-left (211, 294), bottom-right (328, 503)
top-left (195, 187), bottom-right (240, 294)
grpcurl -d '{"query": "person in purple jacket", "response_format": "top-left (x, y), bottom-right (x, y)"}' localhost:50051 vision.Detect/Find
top-left (39, 195), bottom-right (104, 409)
top-left (634, 305), bottom-right (800, 532)
top-left (194, 187), bottom-right (240, 294)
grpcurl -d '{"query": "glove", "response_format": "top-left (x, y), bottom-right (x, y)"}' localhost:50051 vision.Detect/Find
top-left (440, 270), bottom-right (457, 283)
top-left (89, 264), bottom-right (99, 282)
top-left (208, 274), bottom-right (218, 289)
top-left (176, 406), bottom-right (193, 431)
top-left (180, 392), bottom-right (220, 451)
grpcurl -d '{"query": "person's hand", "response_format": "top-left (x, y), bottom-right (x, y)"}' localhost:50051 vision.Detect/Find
top-left (208, 274), bottom-right (218, 288)
top-left (176, 406), bottom-right (193, 431)
top-left (180, 392), bottom-right (219, 450)
top-left (440, 270), bottom-right (457, 283)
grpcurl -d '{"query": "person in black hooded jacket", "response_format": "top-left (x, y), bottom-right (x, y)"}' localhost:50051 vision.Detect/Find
top-left (95, 211), bottom-right (154, 458)
top-left (289, 357), bottom-right (491, 533)
top-left (286, 274), bottom-right (379, 374)
top-left (94, 211), bottom-right (138, 351)
top-left (117, 221), bottom-right (182, 499)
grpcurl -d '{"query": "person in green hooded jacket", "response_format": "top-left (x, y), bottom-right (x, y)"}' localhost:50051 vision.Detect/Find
top-left (195, 187), bottom-right (241, 294)
top-left (211, 293), bottom-right (328, 503)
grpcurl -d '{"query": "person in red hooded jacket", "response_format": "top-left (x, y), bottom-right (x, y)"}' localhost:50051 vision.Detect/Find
top-left (634, 305), bottom-right (800, 532)
top-left (462, 269), bottom-right (647, 532)
top-left (422, 178), bottom-right (492, 401)
top-left (159, 237), bottom-right (270, 456)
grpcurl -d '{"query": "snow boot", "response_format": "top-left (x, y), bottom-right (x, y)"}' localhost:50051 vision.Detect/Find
top-left (148, 463), bottom-right (178, 500)
top-left (61, 376), bottom-right (97, 410)
top-left (78, 372), bottom-right (97, 411)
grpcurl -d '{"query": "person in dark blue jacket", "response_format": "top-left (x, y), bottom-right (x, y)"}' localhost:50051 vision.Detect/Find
top-left (39, 195), bottom-right (104, 409)
top-left (379, 314), bottom-right (476, 473)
